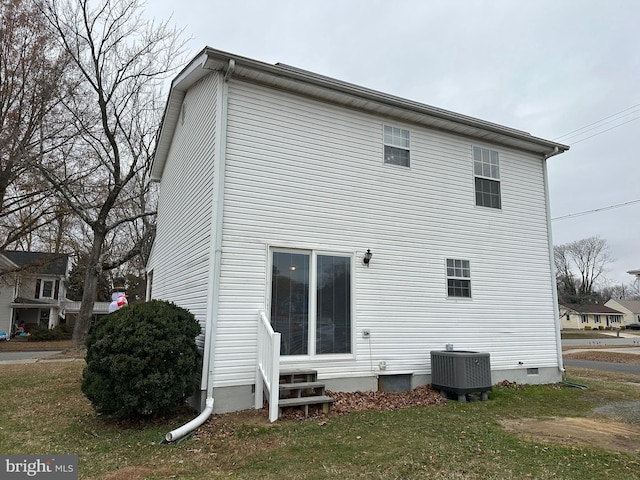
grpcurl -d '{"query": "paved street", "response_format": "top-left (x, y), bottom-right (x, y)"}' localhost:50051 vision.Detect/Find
top-left (563, 358), bottom-right (640, 376)
top-left (562, 334), bottom-right (640, 376)
top-left (0, 350), bottom-right (63, 363)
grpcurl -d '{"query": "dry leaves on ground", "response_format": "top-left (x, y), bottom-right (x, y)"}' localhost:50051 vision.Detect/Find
top-left (278, 385), bottom-right (448, 421)
top-left (327, 385), bottom-right (447, 414)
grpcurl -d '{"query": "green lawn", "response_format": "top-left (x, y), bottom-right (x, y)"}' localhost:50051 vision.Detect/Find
top-left (1, 361), bottom-right (639, 479)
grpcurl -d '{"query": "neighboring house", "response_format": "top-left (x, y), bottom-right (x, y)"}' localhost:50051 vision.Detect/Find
top-left (559, 304), bottom-right (624, 330)
top-left (147, 47), bottom-right (570, 416)
top-left (60, 300), bottom-right (111, 330)
top-left (0, 250), bottom-right (70, 336)
top-left (604, 299), bottom-right (640, 326)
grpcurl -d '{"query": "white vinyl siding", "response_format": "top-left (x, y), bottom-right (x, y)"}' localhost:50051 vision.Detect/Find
top-left (206, 79), bottom-right (558, 388)
top-left (149, 72), bottom-right (219, 340)
top-left (0, 274), bottom-right (16, 335)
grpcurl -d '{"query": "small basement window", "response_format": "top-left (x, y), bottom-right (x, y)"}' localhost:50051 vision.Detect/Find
top-left (384, 125), bottom-right (410, 167)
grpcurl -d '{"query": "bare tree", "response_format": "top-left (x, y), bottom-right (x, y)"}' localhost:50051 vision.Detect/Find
top-left (37, 0), bottom-right (184, 349)
top-left (0, 0), bottom-right (70, 248)
top-left (554, 236), bottom-right (613, 304)
top-left (601, 283), bottom-right (640, 302)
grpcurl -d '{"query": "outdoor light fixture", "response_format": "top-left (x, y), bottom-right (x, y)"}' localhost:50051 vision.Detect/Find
top-left (363, 249), bottom-right (372, 266)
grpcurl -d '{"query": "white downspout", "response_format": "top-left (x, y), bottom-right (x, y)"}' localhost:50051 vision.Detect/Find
top-left (166, 59), bottom-right (235, 443)
top-left (542, 147), bottom-right (565, 374)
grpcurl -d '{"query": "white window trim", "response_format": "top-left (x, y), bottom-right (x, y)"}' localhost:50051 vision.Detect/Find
top-left (473, 145), bottom-right (502, 209)
top-left (445, 258), bottom-right (472, 299)
top-left (267, 246), bottom-right (356, 360)
top-left (383, 125), bottom-right (411, 168)
top-left (38, 278), bottom-right (56, 299)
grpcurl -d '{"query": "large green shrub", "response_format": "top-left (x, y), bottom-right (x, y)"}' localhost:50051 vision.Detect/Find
top-left (81, 300), bottom-right (202, 418)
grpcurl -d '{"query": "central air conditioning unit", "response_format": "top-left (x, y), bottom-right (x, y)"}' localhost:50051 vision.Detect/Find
top-left (430, 350), bottom-right (492, 402)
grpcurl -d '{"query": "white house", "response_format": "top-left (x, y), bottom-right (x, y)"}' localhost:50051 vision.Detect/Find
top-left (559, 303), bottom-right (624, 330)
top-left (147, 47), bottom-right (569, 417)
top-left (604, 299), bottom-right (640, 327)
top-left (0, 250), bottom-right (70, 336)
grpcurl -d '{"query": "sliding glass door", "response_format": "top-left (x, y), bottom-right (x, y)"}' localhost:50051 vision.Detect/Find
top-left (270, 250), bottom-right (351, 356)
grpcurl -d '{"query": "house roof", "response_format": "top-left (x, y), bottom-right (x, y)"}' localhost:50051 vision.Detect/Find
top-left (560, 303), bottom-right (624, 315)
top-left (152, 47), bottom-right (570, 181)
top-left (0, 251), bottom-right (69, 276)
top-left (12, 297), bottom-right (57, 308)
top-left (607, 299), bottom-right (640, 314)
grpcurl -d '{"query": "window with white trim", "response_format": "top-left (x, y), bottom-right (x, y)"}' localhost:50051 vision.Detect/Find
top-left (473, 146), bottom-right (501, 209)
top-left (581, 315), bottom-right (588, 324)
top-left (34, 278), bottom-right (59, 299)
top-left (383, 125), bottom-right (410, 167)
top-left (594, 314), bottom-right (601, 323)
top-left (270, 250), bottom-right (352, 356)
top-left (446, 258), bottom-right (471, 298)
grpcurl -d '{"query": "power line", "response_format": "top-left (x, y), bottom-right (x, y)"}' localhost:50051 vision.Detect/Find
top-left (552, 198), bottom-right (640, 221)
top-left (554, 102), bottom-right (640, 141)
top-left (569, 115), bottom-right (640, 145)
top-left (557, 110), bottom-right (640, 143)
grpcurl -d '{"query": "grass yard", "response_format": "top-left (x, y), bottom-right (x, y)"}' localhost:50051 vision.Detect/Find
top-left (1, 361), bottom-right (640, 479)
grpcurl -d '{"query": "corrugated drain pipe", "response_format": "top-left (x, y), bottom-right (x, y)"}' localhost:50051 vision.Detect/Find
top-left (165, 58), bottom-right (236, 443)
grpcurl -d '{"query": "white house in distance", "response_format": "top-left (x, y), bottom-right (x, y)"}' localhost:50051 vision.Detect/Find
top-left (559, 303), bottom-right (624, 330)
top-left (0, 250), bottom-right (70, 335)
top-left (605, 299), bottom-right (640, 326)
top-left (147, 47), bottom-right (570, 416)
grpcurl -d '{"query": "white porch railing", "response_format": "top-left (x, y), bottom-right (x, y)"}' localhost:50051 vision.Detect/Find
top-left (256, 311), bottom-right (281, 422)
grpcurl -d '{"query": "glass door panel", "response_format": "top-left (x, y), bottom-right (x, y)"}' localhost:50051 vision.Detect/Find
top-left (316, 255), bottom-right (351, 354)
top-left (271, 252), bottom-right (309, 355)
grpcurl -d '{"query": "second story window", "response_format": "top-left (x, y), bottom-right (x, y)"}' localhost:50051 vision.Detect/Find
top-left (35, 279), bottom-right (59, 299)
top-left (473, 146), bottom-right (501, 209)
top-left (383, 125), bottom-right (410, 167)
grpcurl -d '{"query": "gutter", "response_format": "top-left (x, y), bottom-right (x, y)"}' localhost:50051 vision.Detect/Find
top-left (165, 58), bottom-right (235, 443)
top-left (542, 147), bottom-right (565, 374)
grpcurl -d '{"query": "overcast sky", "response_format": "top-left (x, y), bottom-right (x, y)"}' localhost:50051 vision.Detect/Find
top-left (149, 0), bottom-right (639, 287)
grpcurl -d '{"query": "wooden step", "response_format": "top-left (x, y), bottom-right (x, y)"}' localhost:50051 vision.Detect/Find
top-left (278, 395), bottom-right (334, 417)
top-left (279, 381), bottom-right (326, 399)
top-left (279, 369), bottom-right (318, 384)
top-left (279, 381), bottom-right (325, 392)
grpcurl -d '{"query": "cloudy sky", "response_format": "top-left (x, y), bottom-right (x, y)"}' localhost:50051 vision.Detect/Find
top-left (150, 0), bottom-right (639, 287)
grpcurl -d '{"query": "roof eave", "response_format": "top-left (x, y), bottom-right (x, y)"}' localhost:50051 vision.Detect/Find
top-left (151, 47), bottom-right (570, 181)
